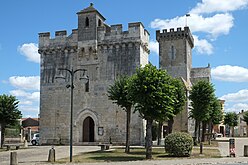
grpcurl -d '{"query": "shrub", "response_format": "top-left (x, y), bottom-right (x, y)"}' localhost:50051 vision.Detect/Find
top-left (164, 132), bottom-right (193, 157)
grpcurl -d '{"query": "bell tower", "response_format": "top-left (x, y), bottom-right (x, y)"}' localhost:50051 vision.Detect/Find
top-left (156, 27), bottom-right (194, 81)
top-left (77, 3), bottom-right (105, 41)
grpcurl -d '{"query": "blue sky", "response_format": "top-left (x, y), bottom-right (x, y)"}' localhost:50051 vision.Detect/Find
top-left (1, 0), bottom-right (248, 117)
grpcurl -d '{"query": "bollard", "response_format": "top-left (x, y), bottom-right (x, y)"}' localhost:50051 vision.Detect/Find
top-left (10, 152), bottom-right (18, 165)
top-left (200, 142), bottom-right (203, 154)
top-left (24, 140), bottom-right (28, 148)
top-left (244, 145), bottom-right (248, 157)
top-left (48, 147), bottom-right (56, 162)
top-left (229, 138), bottom-right (236, 157)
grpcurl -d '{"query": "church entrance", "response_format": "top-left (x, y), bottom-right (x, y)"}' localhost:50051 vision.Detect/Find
top-left (83, 116), bottom-right (95, 142)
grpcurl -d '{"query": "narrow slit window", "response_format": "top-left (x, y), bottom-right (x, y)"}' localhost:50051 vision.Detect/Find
top-left (171, 45), bottom-right (175, 60)
top-left (98, 19), bottom-right (102, 27)
top-left (85, 17), bottom-right (89, 27)
top-left (85, 81), bottom-right (89, 92)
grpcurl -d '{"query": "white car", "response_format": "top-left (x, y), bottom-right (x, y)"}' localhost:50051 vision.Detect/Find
top-left (31, 133), bottom-right (39, 145)
top-left (215, 133), bottom-right (223, 137)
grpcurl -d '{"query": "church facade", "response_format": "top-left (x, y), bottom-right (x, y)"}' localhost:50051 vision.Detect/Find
top-left (38, 4), bottom-right (210, 145)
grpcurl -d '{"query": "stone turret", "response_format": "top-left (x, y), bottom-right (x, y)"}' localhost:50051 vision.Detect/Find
top-left (156, 27), bottom-right (194, 82)
top-left (77, 3), bottom-right (105, 41)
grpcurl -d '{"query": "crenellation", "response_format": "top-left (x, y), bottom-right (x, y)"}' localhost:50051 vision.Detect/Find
top-left (55, 30), bottom-right (67, 37)
top-left (39, 32), bottom-right (50, 38)
top-left (97, 22), bottom-right (149, 49)
top-left (110, 24), bottom-right (122, 34)
top-left (156, 27), bottom-right (194, 48)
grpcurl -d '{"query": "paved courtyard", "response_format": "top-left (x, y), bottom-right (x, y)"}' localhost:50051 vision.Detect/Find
top-left (0, 138), bottom-right (248, 165)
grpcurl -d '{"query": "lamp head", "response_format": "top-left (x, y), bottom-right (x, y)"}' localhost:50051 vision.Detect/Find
top-left (80, 75), bottom-right (89, 84)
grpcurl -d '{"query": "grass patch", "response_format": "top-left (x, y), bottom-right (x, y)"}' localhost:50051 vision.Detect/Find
top-left (193, 140), bottom-right (219, 147)
top-left (57, 147), bottom-right (221, 163)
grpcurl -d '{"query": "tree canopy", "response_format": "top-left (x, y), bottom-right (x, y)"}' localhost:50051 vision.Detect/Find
top-left (167, 78), bottom-right (186, 133)
top-left (224, 112), bottom-right (238, 127)
top-left (0, 94), bottom-right (22, 147)
top-left (210, 97), bottom-right (223, 125)
top-left (189, 80), bottom-right (215, 122)
top-left (224, 112), bottom-right (238, 137)
top-left (243, 111), bottom-right (248, 125)
top-left (128, 64), bottom-right (176, 159)
top-left (171, 78), bottom-right (186, 117)
top-left (129, 64), bottom-right (175, 121)
top-left (108, 75), bottom-right (132, 110)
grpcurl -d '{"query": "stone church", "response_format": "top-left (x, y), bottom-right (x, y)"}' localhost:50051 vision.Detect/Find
top-left (38, 3), bottom-right (210, 145)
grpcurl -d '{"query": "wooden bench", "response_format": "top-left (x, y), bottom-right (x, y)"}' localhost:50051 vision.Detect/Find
top-left (98, 144), bottom-right (112, 151)
top-left (3, 143), bottom-right (24, 151)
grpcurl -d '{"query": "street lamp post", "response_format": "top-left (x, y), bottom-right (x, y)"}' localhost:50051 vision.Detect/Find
top-left (56, 67), bottom-right (89, 162)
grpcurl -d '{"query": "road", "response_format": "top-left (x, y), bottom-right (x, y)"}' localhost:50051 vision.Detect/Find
top-left (0, 138), bottom-right (248, 165)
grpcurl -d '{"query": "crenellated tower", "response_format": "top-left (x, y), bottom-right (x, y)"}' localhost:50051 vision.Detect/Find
top-left (156, 27), bottom-right (194, 82)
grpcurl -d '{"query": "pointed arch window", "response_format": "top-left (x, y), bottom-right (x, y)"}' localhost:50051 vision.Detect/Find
top-left (85, 17), bottom-right (89, 27)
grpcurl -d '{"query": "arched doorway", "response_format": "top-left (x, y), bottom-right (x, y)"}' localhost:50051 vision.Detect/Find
top-left (83, 116), bottom-right (95, 142)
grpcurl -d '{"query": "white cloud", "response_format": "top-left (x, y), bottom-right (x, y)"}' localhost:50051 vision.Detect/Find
top-left (8, 75), bottom-right (40, 117)
top-left (149, 40), bottom-right (159, 54)
top-left (19, 105), bottom-right (39, 113)
top-left (9, 76), bottom-right (40, 91)
top-left (190, 0), bottom-right (248, 14)
top-left (225, 103), bottom-right (248, 113)
top-left (220, 89), bottom-right (248, 102)
top-left (151, 13), bottom-right (233, 39)
top-left (9, 90), bottom-right (40, 102)
top-left (19, 100), bottom-right (33, 105)
top-left (149, 0), bottom-right (248, 55)
top-left (193, 35), bottom-right (213, 55)
top-left (212, 65), bottom-right (248, 82)
top-left (18, 43), bottom-right (40, 63)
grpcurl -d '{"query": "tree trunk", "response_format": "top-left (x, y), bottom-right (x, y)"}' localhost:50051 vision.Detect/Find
top-left (168, 117), bottom-right (174, 134)
top-left (198, 122), bottom-right (201, 143)
top-left (201, 122), bottom-right (206, 142)
top-left (157, 122), bottom-right (162, 145)
top-left (246, 124), bottom-right (248, 137)
top-left (194, 119), bottom-right (198, 138)
top-left (125, 106), bottom-right (131, 153)
top-left (0, 124), bottom-right (5, 148)
top-left (194, 119), bottom-right (198, 145)
top-left (231, 126), bottom-right (234, 137)
top-left (146, 118), bottom-right (153, 159)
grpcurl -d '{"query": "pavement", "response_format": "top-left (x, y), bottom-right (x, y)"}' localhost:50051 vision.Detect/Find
top-left (0, 138), bottom-right (248, 165)
top-left (0, 145), bottom-right (99, 165)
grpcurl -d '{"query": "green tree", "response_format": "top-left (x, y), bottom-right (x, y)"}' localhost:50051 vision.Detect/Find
top-left (189, 80), bottom-right (215, 142)
top-left (224, 112), bottom-right (238, 137)
top-left (0, 94), bottom-right (22, 148)
top-left (209, 98), bottom-right (223, 132)
top-left (108, 76), bottom-right (132, 153)
top-left (128, 64), bottom-right (175, 159)
top-left (243, 111), bottom-right (248, 137)
top-left (168, 78), bottom-right (186, 133)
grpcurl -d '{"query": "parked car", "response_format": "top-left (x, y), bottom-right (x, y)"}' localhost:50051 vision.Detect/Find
top-left (31, 133), bottom-right (39, 145)
top-left (215, 132), bottom-right (223, 137)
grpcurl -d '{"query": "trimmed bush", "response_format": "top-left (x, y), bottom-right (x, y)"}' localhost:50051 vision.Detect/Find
top-left (164, 132), bottom-right (193, 157)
